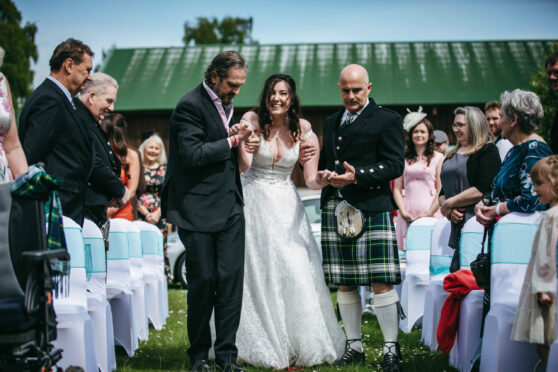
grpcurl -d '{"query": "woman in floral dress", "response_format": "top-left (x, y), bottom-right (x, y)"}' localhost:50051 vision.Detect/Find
top-left (138, 134), bottom-right (170, 278)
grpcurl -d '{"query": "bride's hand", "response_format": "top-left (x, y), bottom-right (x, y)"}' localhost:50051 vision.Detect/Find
top-left (244, 133), bottom-right (260, 154)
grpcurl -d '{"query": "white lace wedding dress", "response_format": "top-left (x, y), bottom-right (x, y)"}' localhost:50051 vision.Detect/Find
top-left (235, 133), bottom-right (346, 369)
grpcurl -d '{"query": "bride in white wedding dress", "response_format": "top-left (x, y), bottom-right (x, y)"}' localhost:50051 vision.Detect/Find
top-left (232, 74), bottom-right (345, 369)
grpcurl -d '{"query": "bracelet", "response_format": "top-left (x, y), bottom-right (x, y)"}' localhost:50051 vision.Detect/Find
top-left (495, 202), bottom-right (501, 216)
top-left (231, 135), bottom-right (239, 148)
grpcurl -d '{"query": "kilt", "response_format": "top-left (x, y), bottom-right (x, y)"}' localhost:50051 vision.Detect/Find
top-left (321, 196), bottom-right (401, 285)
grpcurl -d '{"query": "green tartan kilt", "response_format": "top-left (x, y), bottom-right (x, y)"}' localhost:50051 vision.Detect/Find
top-left (321, 196), bottom-right (401, 285)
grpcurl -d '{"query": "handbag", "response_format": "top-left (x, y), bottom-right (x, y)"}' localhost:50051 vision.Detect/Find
top-left (470, 224), bottom-right (493, 290)
top-left (335, 200), bottom-right (365, 239)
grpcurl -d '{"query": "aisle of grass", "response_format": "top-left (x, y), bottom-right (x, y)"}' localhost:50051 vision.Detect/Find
top-left (115, 287), bottom-right (456, 371)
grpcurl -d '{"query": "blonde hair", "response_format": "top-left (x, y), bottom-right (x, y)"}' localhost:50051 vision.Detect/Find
top-left (139, 134), bottom-right (167, 165)
top-left (447, 106), bottom-right (492, 159)
top-left (530, 155), bottom-right (558, 202)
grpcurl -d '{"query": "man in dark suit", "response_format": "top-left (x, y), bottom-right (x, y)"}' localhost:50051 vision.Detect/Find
top-left (315, 64), bottom-right (405, 371)
top-left (19, 38), bottom-right (94, 226)
top-left (163, 51), bottom-right (254, 372)
top-left (74, 72), bottom-right (128, 238)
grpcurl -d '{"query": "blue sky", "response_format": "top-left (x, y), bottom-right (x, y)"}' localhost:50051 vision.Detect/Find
top-left (14, 0), bottom-right (558, 87)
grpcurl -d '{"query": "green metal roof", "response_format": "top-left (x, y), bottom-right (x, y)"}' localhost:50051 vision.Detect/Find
top-left (100, 40), bottom-right (557, 111)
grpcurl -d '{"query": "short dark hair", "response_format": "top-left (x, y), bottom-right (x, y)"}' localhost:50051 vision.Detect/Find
top-left (484, 100), bottom-right (501, 112)
top-left (545, 51), bottom-right (558, 69)
top-left (49, 38), bottom-right (94, 72)
top-left (204, 51), bottom-right (247, 84)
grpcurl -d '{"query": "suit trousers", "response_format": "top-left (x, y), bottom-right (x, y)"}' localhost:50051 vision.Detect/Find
top-left (178, 201), bottom-right (245, 365)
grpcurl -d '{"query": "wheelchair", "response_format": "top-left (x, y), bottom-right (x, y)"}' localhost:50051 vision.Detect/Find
top-left (0, 184), bottom-right (69, 372)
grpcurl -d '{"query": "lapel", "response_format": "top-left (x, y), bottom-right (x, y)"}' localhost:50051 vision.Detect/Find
top-left (337, 98), bottom-right (378, 153)
top-left (44, 79), bottom-right (92, 147)
top-left (198, 84), bottom-right (229, 138)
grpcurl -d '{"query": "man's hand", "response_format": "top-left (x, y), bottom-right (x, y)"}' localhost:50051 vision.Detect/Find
top-left (329, 162), bottom-right (356, 188)
top-left (236, 121), bottom-right (253, 141)
top-left (244, 132), bottom-right (260, 153)
top-left (299, 139), bottom-right (317, 164)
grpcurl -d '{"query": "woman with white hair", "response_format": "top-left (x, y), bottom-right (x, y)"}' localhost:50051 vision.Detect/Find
top-left (476, 89), bottom-right (553, 225)
top-left (0, 45), bottom-right (28, 182)
top-left (138, 133), bottom-right (167, 228)
top-left (439, 106), bottom-right (501, 272)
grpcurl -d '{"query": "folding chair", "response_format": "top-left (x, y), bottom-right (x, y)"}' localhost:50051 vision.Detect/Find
top-left (422, 217), bottom-right (451, 350)
top-left (82, 219), bottom-right (116, 371)
top-left (52, 217), bottom-right (98, 371)
top-left (400, 217), bottom-right (438, 333)
top-left (480, 212), bottom-right (542, 372)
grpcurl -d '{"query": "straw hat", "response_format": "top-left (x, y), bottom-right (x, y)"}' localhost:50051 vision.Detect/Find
top-left (403, 106), bottom-right (427, 132)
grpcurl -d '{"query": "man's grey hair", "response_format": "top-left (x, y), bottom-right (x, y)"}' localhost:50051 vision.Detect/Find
top-left (80, 72), bottom-right (118, 96)
top-left (0, 46), bottom-right (5, 68)
top-left (500, 89), bottom-right (544, 134)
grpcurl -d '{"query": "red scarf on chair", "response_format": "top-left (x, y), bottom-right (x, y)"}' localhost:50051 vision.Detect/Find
top-left (437, 269), bottom-right (482, 353)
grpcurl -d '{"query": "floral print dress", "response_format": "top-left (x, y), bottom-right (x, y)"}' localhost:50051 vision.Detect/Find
top-left (0, 73), bottom-right (13, 184)
top-left (139, 164), bottom-right (170, 278)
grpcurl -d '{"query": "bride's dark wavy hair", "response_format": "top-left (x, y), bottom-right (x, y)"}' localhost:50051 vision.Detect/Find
top-left (256, 74), bottom-right (301, 143)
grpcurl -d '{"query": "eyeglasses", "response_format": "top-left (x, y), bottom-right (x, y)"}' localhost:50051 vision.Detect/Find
top-left (452, 122), bottom-right (467, 129)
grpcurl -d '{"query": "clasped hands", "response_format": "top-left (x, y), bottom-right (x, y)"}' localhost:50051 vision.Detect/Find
top-left (229, 121), bottom-right (259, 153)
top-left (299, 140), bottom-right (355, 188)
top-left (440, 197), bottom-right (466, 224)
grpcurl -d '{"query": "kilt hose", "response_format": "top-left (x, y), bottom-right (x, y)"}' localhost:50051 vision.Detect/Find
top-left (321, 196), bottom-right (401, 285)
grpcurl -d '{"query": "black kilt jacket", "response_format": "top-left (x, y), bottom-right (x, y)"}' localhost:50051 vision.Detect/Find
top-left (319, 98), bottom-right (405, 213)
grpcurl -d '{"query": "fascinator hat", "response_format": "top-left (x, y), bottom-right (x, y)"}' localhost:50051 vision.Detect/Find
top-left (403, 106), bottom-right (427, 132)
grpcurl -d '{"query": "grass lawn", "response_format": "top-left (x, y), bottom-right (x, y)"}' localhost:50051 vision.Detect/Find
top-left (115, 287), bottom-right (457, 372)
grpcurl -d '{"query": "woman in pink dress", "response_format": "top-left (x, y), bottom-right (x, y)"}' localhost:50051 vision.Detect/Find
top-left (393, 110), bottom-right (444, 251)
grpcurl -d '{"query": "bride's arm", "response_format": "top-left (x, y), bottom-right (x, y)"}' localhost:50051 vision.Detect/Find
top-left (238, 111), bottom-right (260, 173)
top-left (300, 119), bottom-right (325, 190)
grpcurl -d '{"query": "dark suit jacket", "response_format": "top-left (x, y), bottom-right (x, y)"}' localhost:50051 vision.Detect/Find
top-left (319, 98), bottom-right (405, 213)
top-left (18, 78), bottom-right (93, 225)
top-left (73, 98), bottom-right (124, 212)
top-left (162, 83), bottom-right (242, 232)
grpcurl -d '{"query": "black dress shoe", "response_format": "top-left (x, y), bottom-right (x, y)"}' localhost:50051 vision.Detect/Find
top-left (216, 362), bottom-right (247, 372)
top-left (190, 359), bottom-right (211, 372)
top-left (334, 339), bottom-right (366, 366)
top-left (381, 342), bottom-right (401, 372)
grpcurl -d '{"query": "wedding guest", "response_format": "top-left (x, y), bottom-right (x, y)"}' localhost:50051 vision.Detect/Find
top-left (439, 106), bottom-right (500, 272)
top-left (138, 133), bottom-right (170, 278)
top-left (433, 129), bottom-right (450, 155)
top-left (511, 155), bottom-right (558, 370)
top-left (19, 38), bottom-right (93, 225)
top-left (394, 111), bottom-right (443, 251)
top-left (0, 45), bottom-right (28, 183)
top-left (102, 114), bottom-right (144, 221)
top-left (476, 89), bottom-right (552, 226)
top-left (485, 100), bottom-right (513, 160)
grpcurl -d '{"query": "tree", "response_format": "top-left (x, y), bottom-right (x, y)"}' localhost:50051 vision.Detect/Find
top-left (0, 0), bottom-right (38, 109)
top-left (529, 42), bottom-right (558, 143)
top-left (183, 16), bottom-right (256, 45)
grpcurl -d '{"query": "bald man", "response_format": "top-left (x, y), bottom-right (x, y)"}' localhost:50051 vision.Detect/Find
top-left (314, 64), bottom-right (405, 371)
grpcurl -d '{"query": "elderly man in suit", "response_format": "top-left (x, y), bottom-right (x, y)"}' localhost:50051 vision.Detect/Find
top-left (74, 72), bottom-right (128, 242)
top-left (314, 64), bottom-right (405, 372)
top-left (19, 38), bottom-right (94, 226)
top-left (163, 51), bottom-right (256, 372)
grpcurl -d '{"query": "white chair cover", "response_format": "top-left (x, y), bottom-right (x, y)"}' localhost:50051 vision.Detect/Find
top-left (82, 219), bottom-right (117, 372)
top-left (156, 228), bottom-right (169, 319)
top-left (422, 218), bottom-right (452, 349)
top-left (459, 218), bottom-right (484, 270)
top-left (124, 221), bottom-right (149, 342)
top-left (400, 217), bottom-right (438, 333)
top-left (480, 212), bottom-right (542, 372)
top-left (52, 216), bottom-right (98, 371)
top-left (107, 218), bottom-right (137, 357)
top-left (133, 220), bottom-right (167, 330)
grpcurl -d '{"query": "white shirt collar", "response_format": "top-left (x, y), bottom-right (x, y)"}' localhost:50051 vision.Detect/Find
top-left (341, 99), bottom-right (369, 124)
top-left (47, 76), bottom-right (73, 103)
